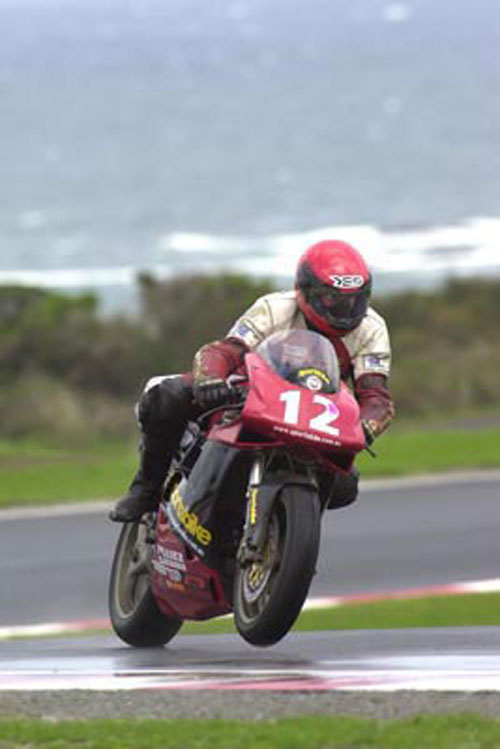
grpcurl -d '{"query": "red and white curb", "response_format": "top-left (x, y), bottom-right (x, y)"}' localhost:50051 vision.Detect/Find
top-left (304, 576), bottom-right (500, 609)
top-left (1, 577), bottom-right (499, 642)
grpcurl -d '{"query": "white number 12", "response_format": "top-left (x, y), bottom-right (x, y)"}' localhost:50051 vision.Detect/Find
top-left (279, 390), bottom-right (340, 436)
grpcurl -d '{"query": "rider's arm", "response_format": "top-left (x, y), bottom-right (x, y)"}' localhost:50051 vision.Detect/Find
top-left (355, 373), bottom-right (395, 442)
top-left (350, 310), bottom-right (394, 442)
top-left (193, 337), bottom-right (249, 382)
top-left (192, 292), bottom-right (290, 383)
top-left (191, 337), bottom-right (249, 409)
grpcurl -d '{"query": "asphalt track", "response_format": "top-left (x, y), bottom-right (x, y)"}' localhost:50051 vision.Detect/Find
top-left (0, 474), bottom-right (499, 698)
top-left (1, 628), bottom-right (500, 695)
top-left (0, 473), bottom-right (498, 626)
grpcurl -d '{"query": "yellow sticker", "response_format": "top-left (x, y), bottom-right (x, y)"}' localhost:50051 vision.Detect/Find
top-left (170, 484), bottom-right (212, 546)
top-left (298, 368), bottom-right (331, 384)
top-left (249, 487), bottom-right (258, 525)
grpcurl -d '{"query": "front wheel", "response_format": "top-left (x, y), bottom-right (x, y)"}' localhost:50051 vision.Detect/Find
top-left (233, 484), bottom-right (321, 647)
top-left (108, 519), bottom-right (183, 647)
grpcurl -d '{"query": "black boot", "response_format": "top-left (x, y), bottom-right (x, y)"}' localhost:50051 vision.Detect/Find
top-left (109, 435), bottom-right (173, 522)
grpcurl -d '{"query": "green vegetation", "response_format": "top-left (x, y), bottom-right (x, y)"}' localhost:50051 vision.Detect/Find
top-left (0, 275), bottom-right (274, 440)
top-left (1, 276), bottom-right (500, 442)
top-left (376, 278), bottom-right (500, 417)
top-left (0, 715), bottom-right (499, 748)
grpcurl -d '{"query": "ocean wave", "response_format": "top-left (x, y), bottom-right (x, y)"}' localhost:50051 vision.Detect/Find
top-left (160, 216), bottom-right (500, 272)
top-left (0, 265), bottom-right (171, 289)
top-left (2, 216), bottom-right (500, 290)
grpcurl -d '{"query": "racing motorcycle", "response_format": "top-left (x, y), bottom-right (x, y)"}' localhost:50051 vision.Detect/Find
top-left (108, 329), bottom-right (366, 648)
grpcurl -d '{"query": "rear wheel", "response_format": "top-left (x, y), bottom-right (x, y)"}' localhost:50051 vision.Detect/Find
top-left (234, 484), bottom-right (320, 647)
top-left (108, 519), bottom-right (183, 647)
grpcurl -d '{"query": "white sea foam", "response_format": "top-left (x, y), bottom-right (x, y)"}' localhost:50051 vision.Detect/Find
top-left (159, 216), bottom-right (500, 275)
top-left (1, 217), bottom-right (500, 291)
top-left (0, 265), bottom-right (172, 289)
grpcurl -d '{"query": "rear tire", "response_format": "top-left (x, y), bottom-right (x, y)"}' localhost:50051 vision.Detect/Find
top-left (108, 519), bottom-right (183, 647)
top-left (234, 484), bottom-right (320, 647)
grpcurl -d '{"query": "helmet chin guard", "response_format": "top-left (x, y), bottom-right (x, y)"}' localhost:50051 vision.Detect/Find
top-left (295, 240), bottom-right (372, 336)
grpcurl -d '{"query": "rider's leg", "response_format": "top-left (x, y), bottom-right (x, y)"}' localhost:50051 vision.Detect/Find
top-left (109, 374), bottom-right (195, 522)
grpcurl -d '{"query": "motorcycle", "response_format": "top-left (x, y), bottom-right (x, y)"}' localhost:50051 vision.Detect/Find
top-left (108, 328), bottom-right (366, 648)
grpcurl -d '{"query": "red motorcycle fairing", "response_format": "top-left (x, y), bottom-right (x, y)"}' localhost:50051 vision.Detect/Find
top-left (151, 504), bottom-right (232, 621)
top-left (165, 440), bottom-right (243, 563)
top-left (211, 352), bottom-right (365, 472)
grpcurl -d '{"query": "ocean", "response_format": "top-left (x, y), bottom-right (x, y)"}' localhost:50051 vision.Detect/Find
top-left (1, 0), bottom-right (499, 311)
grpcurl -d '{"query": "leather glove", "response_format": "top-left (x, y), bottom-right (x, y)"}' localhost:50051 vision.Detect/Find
top-left (361, 418), bottom-right (377, 446)
top-left (193, 378), bottom-right (232, 410)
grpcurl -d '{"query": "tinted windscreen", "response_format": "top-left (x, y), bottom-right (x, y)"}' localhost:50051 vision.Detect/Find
top-left (256, 329), bottom-right (340, 393)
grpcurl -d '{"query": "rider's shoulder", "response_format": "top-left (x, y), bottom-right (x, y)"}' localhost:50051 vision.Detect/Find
top-left (347, 306), bottom-right (389, 345)
top-left (344, 307), bottom-right (389, 349)
top-left (255, 290), bottom-right (299, 326)
top-left (363, 305), bottom-right (388, 330)
top-left (258, 289), bottom-right (297, 308)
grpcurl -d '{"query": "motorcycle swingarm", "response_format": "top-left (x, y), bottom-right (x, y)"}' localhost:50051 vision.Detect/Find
top-left (237, 472), bottom-right (315, 566)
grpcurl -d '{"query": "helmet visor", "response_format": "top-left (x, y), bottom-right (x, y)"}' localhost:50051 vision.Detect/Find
top-left (305, 282), bottom-right (371, 330)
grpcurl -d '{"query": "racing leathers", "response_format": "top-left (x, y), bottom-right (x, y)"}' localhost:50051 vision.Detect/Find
top-left (109, 290), bottom-right (394, 522)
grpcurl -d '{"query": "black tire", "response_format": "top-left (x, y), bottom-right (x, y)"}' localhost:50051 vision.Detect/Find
top-left (108, 519), bottom-right (183, 647)
top-left (233, 484), bottom-right (321, 647)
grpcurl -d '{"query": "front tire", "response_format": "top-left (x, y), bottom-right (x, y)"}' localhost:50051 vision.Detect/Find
top-left (234, 484), bottom-right (321, 647)
top-left (108, 519), bottom-right (183, 647)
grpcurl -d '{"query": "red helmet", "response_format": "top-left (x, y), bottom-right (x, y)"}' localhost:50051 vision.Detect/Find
top-left (295, 240), bottom-right (372, 335)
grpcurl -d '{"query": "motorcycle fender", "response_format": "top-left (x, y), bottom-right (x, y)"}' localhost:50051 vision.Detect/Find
top-left (244, 472), bottom-right (316, 557)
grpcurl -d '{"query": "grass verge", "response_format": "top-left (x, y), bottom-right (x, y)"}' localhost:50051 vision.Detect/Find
top-left (0, 715), bottom-right (499, 748)
top-left (355, 425), bottom-right (500, 477)
top-left (0, 439), bottom-right (137, 508)
top-left (33, 592), bottom-right (497, 640)
top-left (178, 592), bottom-right (500, 637)
top-left (1, 425), bottom-right (500, 508)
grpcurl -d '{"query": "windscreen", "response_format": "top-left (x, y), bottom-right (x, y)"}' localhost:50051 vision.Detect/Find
top-left (256, 329), bottom-right (340, 393)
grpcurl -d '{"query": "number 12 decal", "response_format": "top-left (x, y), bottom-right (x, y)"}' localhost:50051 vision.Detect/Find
top-left (279, 390), bottom-right (340, 436)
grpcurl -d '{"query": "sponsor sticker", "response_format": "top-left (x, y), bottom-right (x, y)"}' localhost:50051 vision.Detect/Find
top-left (165, 567), bottom-right (183, 583)
top-left (298, 368), bottom-right (331, 391)
top-left (232, 322), bottom-right (253, 339)
top-left (170, 484), bottom-right (212, 548)
top-left (329, 274), bottom-right (364, 289)
top-left (362, 353), bottom-right (390, 372)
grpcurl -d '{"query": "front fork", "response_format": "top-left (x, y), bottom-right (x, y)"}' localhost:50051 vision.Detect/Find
top-left (237, 454), bottom-right (275, 566)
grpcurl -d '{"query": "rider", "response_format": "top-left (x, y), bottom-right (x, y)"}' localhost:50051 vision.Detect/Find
top-left (110, 239), bottom-right (395, 522)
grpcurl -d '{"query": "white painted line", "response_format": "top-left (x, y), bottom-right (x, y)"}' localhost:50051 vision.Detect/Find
top-left (361, 469), bottom-right (500, 492)
top-left (1, 665), bottom-right (500, 692)
top-left (0, 501), bottom-right (113, 521)
top-left (460, 578), bottom-right (500, 593)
